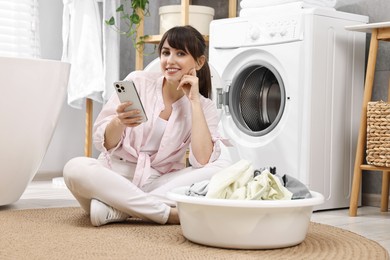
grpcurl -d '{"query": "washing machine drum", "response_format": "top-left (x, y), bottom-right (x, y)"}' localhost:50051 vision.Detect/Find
top-left (228, 65), bottom-right (285, 137)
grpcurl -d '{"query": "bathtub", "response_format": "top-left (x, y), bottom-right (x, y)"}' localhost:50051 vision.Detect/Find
top-left (0, 57), bottom-right (70, 206)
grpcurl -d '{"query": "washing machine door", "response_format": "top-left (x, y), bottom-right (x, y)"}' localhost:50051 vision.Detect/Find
top-left (222, 62), bottom-right (285, 137)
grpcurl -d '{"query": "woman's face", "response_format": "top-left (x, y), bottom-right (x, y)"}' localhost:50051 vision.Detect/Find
top-left (160, 40), bottom-right (199, 84)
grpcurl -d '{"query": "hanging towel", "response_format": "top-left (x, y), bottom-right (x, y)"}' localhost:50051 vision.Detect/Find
top-left (102, 0), bottom-right (120, 102)
top-left (240, 0), bottom-right (337, 9)
top-left (62, 0), bottom-right (120, 109)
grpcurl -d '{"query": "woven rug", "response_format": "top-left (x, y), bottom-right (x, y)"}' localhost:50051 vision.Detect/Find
top-left (0, 207), bottom-right (388, 260)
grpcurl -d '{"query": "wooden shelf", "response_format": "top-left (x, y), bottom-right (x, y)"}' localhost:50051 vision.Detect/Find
top-left (142, 35), bottom-right (162, 44)
top-left (360, 164), bottom-right (390, 171)
top-left (346, 22), bottom-right (390, 216)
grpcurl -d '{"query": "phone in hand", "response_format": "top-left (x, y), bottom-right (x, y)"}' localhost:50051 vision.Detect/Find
top-left (113, 80), bottom-right (148, 123)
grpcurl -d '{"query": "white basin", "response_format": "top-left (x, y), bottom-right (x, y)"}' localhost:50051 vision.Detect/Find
top-left (167, 186), bottom-right (324, 249)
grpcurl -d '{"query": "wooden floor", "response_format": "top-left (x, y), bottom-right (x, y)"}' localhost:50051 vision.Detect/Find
top-left (2, 179), bottom-right (390, 254)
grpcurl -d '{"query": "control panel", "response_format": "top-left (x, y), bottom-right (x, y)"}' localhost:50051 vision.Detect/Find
top-left (245, 14), bottom-right (303, 46)
top-left (210, 14), bottom-right (304, 49)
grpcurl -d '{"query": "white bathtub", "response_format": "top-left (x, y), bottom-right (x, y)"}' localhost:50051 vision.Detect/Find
top-left (0, 57), bottom-right (70, 206)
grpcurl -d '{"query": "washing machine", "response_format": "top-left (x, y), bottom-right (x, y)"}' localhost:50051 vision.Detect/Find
top-left (209, 8), bottom-right (368, 210)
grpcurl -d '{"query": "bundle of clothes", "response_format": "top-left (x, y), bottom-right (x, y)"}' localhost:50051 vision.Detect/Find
top-left (185, 160), bottom-right (312, 200)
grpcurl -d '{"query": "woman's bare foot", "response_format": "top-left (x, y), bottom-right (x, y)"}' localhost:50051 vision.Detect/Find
top-left (166, 207), bottom-right (180, 224)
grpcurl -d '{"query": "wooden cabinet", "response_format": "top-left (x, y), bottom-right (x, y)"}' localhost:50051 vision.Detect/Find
top-left (135, 0), bottom-right (237, 70)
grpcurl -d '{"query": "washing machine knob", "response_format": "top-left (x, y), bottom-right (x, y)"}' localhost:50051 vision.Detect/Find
top-left (249, 25), bottom-right (261, 41)
top-left (280, 29), bottom-right (288, 37)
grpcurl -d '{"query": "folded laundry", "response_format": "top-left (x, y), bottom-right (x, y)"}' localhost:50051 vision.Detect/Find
top-left (240, 0), bottom-right (337, 9)
top-left (206, 160), bottom-right (255, 199)
top-left (206, 160), bottom-right (292, 200)
top-left (254, 167), bottom-right (312, 199)
top-left (185, 160), bottom-right (312, 200)
top-left (279, 174), bottom-right (312, 199)
top-left (185, 180), bottom-right (209, 197)
top-left (239, 170), bottom-right (292, 200)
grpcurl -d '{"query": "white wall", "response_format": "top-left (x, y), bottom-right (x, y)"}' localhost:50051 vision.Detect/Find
top-left (37, 0), bottom-right (101, 177)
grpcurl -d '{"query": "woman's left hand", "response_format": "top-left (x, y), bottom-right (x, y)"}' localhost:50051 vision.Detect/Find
top-left (177, 68), bottom-right (200, 102)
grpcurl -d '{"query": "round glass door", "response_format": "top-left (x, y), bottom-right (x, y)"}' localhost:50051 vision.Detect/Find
top-left (229, 63), bottom-right (285, 136)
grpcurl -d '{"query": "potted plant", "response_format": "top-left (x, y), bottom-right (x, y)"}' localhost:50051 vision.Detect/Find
top-left (105, 0), bottom-right (150, 50)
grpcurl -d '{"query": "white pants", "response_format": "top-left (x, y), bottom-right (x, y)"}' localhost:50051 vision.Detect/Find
top-left (63, 154), bottom-right (232, 224)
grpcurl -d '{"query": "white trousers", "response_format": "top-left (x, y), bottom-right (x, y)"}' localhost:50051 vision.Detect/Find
top-left (63, 154), bottom-right (232, 224)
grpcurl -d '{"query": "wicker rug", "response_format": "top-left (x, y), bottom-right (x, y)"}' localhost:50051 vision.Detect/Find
top-left (0, 207), bottom-right (388, 260)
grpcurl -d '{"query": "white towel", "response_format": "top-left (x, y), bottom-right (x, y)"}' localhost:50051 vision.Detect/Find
top-left (240, 0), bottom-right (337, 9)
top-left (102, 0), bottom-right (120, 102)
top-left (61, 0), bottom-right (120, 109)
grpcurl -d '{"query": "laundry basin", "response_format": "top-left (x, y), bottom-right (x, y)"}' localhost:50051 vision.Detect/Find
top-left (167, 187), bottom-right (324, 249)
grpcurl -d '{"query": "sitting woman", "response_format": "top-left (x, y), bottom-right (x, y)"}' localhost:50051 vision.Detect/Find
top-left (63, 25), bottom-right (231, 226)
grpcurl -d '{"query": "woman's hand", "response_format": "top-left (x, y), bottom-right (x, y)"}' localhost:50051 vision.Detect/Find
top-left (177, 68), bottom-right (200, 102)
top-left (103, 102), bottom-right (142, 150)
top-left (116, 102), bottom-right (143, 128)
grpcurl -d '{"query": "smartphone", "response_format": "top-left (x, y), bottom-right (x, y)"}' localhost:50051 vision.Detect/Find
top-left (113, 80), bottom-right (148, 123)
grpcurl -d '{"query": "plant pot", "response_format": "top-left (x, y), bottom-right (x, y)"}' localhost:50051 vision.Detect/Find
top-left (159, 5), bottom-right (215, 35)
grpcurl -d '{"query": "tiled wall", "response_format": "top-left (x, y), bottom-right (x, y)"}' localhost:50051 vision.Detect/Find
top-left (119, 0), bottom-right (390, 204)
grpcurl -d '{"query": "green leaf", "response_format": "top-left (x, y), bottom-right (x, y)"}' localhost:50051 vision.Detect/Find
top-left (106, 17), bottom-right (115, 26)
top-left (116, 4), bottom-right (124, 12)
top-left (106, 1), bottom-right (152, 53)
top-left (139, 0), bottom-right (147, 10)
top-left (130, 13), bottom-right (140, 24)
top-left (131, 0), bottom-right (137, 9)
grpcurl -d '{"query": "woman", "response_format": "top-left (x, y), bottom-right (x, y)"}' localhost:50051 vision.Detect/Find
top-left (63, 26), bottom-right (231, 226)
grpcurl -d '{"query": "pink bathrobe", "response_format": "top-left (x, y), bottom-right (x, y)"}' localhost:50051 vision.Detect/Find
top-left (93, 70), bottom-right (223, 187)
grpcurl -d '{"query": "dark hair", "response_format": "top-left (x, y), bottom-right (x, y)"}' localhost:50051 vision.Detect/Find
top-left (158, 25), bottom-right (212, 99)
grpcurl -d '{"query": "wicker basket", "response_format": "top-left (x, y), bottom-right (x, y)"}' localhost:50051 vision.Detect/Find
top-left (366, 100), bottom-right (390, 167)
